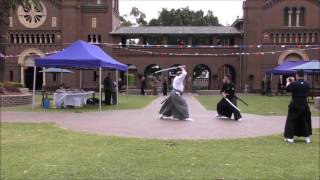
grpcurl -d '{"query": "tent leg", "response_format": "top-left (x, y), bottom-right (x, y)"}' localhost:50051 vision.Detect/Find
top-left (99, 67), bottom-right (102, 111)
top-left (126, 72), bottom-right (128, 101)
top-left (80, 70), bottom-right (82, 89)
top-left (60, 69), bottom-right (63, 84)
top-left (32, 66), bottom-right (36, 109)
top-left (116, 70), bottom-right (118, 106)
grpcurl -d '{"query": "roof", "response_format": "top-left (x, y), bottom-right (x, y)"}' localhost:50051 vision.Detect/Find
top-left (35, 40), bottom-right (128, 71)
top-left (110, 26), bottom-right (242, 35)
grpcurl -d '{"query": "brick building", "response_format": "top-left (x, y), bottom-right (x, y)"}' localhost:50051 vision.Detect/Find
top-left (2, 0), bottom-right (320, 92)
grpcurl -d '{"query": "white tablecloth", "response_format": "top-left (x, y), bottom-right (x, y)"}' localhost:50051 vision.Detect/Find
top-left (54, 91), bottom-right (94, 108)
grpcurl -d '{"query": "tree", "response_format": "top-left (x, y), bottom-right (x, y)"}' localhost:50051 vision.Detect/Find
top-left (120, 15), bottom-right (133, 27)
top-left (0, 0), bottom-right (41, 82)
top-left (130, 7), bottom-right (147, 26)
top-left (120, 7), bottom-right (147, 27)
top-left (148, 7), bottom-right (221, 26)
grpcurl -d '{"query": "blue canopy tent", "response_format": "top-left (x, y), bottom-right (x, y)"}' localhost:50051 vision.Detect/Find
top-left (290, 60), bottom-right (320, 98)
top-left (266, 60), bottom-right (308, 75)
top-left (34, 40), bottom-right (128, 110)
top-left (289, 60), bottom-right (320, 71)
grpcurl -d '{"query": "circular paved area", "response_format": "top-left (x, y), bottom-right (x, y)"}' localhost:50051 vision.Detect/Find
top-left (1, 95), bottom-right (319, 140)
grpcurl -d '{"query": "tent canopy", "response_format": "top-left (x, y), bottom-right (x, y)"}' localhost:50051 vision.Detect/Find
top-left (39, 67), bottom-right (74, 73)
top-left (289, 60), bottom-right (320, 71)
top-left (35, 40), bottom-right (128, 71)
top-left (266, 60), bottom-right (307, 75)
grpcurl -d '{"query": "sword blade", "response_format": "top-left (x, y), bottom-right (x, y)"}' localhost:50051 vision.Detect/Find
top-left (154, 66), bottom-right (180, 74)
top-left (224, 97), bottom-right (241, 112)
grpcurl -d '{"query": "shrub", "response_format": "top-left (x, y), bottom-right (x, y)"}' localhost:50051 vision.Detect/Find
top-left (0, 81), bottom-right (23, 93)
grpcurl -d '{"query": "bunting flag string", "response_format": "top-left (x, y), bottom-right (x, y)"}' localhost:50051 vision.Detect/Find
top-left (0, 42), bottom-right (319, 58)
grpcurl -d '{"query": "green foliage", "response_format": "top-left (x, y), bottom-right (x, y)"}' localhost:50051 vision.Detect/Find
top-left (125, 73), bottom-right (135, 86)
top-left (120, 6), bottom-right (221, 27)
top-left (119, 15), bottom-right (133, 27)
top-left (150, 7), bottom-right (220, 26)
top-left (1, 123), bottom-right (319, 180)
top-left (0, 81), bottom-right (23, 94)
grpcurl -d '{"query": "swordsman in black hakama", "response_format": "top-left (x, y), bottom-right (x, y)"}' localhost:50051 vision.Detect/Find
top-left (284, 69), bottom-right (312, 143)
top-left (159, 65), bottom-right (192, 121)
top-left (216, 75), bottom-right (242, 121)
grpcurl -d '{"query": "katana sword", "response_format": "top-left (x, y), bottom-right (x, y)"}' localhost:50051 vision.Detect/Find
top-left (154, 66), bottom-right (181, 74)
top-left (235, 96), bottom-right (248, 106)
top-left (224, 97), bottom-right (241, 112)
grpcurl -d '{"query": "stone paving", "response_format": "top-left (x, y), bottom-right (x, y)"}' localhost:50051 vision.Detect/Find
top-left (1, 95), bottom-right (319, 140)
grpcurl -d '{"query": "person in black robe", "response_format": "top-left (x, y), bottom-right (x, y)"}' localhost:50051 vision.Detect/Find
top-left (162, 78), bottom-right (168, 96)
top-left (266, 76), bottom-right (272, 96)
top-left (140, 76), bottom-right (146, 95)
top-left (103, 73), bottom-right (114, 105)
top-left (284, 69), bottom-right (312, 143)
top-left (216, 75), bottom-right (242, 121)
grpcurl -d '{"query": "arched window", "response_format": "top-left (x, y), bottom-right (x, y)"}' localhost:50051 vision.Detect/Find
top-left (291, 7), bottom-right (297, 27)
top-left (10, 34), bottom-right (14, 44)
top-left (51, 34), bottom-right (55, 43)
top-left (92, 34), bottom-right (96, 43)
top-left (31, 34), bottom-right (35, 44)
top-left (98, 35), bottom-right (101, 43)
top-left (88, 34), bottom-right (92, 42)
top-left (284, 7), bottom-right (289, 26)
top-left (300, 7), bottom-right (305, 26)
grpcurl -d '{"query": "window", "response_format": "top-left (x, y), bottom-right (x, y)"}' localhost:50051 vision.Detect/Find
top-left (291, 7), bottom-right (297, 27)
top-left (10, 70), bottom-right (13, 81)
top-left (93, 71), bottom-right (98, 82)
top-left (52, 17), bottom-right (57, 27)
top-left (88, 35), bottom-right (92, 42)
top-left (92, 18), bottom-right (97, 29)
top-left (53, 73), bottom-right (57, 81)
top-left (300, 7), bottom-right (305, 26)
top-left (98, 35), bottom-right (101, 43)
top-left (284, 7), bottom-right (289, 26)
top-left (10, 34), bottom-right (14, 43)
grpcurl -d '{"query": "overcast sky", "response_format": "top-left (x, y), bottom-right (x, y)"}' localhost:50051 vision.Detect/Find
top-left (119, 0), bottom-right (245, 26)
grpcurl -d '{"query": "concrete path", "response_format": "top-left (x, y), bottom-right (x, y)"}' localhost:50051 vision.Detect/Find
top-left (1, 95), bottom-right (319, 140)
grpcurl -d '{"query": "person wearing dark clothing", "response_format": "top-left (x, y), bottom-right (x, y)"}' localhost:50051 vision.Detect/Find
top-left (266, 77), bottom-right (272, 96)
top-left (103, 73), bottom-right (115, 105)
top-left (284, 70), bottom-right (312, 143)
top-left (216, 75), bottom-right (242, 121)
top-left (118, 78), bottom-right (123, 93)
top-left (261, 80), bottom-right (265, 95)
top-left (111, 81), bottom-right (117, 105)
top-left (162, 78), bottom-right (168, 96)
top-left (140, 76), bottom-right (146, 95)
top-left (276, 80), bottom-right (284, 96)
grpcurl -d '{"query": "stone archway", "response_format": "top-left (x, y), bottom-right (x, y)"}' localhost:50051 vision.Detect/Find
top-left (192, 64), bottom-right (211, 90)
top-left (18, 48), bottom-right (44, 89)
top-left (278, 49), bottom-right (309, 64)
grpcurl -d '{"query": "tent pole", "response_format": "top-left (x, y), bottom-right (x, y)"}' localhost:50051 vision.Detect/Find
top-left (80, 70), bottom-right (82, 89)
top-left (42, 67), bottom-right (46, 87)
top-left (99, 67), bottom-right (102, 111)
top-left (126, 71), bottom-right (128, 101)
top-left (32, 66), bottom-right (36, 109)
top-left (60, 68), bottom-right (63, 84)
top-left (116, 70), bottom-right (118, 106)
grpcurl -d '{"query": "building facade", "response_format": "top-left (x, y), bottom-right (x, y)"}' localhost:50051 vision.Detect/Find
top-left (2, 0), bottom-right (320, 92)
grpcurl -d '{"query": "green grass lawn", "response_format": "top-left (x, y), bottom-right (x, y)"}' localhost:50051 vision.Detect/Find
top-left (196, 95), bottom-right (320, 116)
top-left (1, 95), bottom-right (156, 112)
top-left (1, 123), bottom-right (319, 180)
